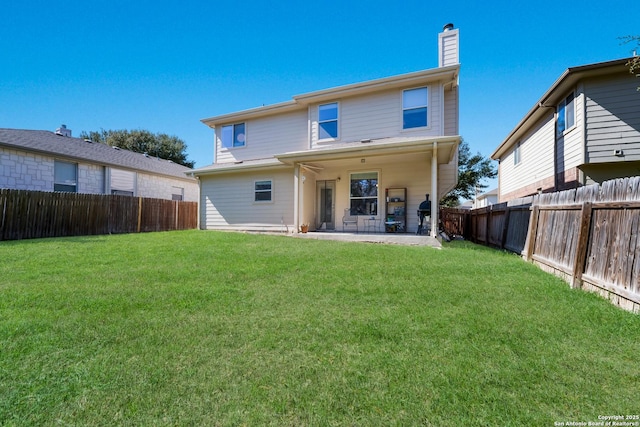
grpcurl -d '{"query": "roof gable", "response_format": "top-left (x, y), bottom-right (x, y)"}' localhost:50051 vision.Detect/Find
top-left (491, 58), bottom-right (632, 159)
top-left (200, 65), bottom-right (460, 127)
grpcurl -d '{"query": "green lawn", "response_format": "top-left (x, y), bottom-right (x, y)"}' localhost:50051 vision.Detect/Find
top-left (1, 230), bottom-right (638, 426)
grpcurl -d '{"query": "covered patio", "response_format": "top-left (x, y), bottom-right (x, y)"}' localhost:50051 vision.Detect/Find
top-left (276, 135), bottom-right (460, 238)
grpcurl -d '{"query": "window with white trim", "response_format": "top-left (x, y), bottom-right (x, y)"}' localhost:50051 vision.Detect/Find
top-left (514, 141), bottom-right (521, 166)
top-left (402, 87), bottom-right (428, 129)
top-left (349, 172), bottom-right (378, 215)
top-left (110, 168), bottom-right (135, 196)
top-left (254, 180), bottom-right (272, 202)
top-left (318, 102), bottom-right (338, 139)
top-left (221, 123), bottom-right (246, 148)
top-left (171, 186), bottom-right (184, 201)
top-left (54, 160), bottom-right (77, 192)
top-left (557, 92), bottom-right (575, 135)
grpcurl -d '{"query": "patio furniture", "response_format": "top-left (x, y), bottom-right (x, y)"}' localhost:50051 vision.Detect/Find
top-left (342, 208), bottom-right (358, 233)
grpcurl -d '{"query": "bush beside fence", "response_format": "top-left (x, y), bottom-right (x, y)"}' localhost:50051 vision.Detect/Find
top-left (0, 189), bottom-right (198, 241)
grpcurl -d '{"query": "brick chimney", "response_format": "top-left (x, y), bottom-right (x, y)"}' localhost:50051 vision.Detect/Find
top-left (55, 124), bottom-right (72, 137)
top-left (438, 23), bottom-right (459, 67)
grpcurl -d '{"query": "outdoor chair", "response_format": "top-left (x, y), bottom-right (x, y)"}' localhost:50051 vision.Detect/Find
top-left (342, 208), bottom-right (358, 233)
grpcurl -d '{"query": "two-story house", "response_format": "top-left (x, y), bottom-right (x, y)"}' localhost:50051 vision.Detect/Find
top-left (0, 126), bottom-right (198, 201)
top-left (491, 58), bottom-right (640, 202)
top-left (192, 25), bottom-right (461, 236)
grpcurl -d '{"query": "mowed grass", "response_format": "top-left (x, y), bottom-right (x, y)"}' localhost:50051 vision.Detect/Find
top-left (0, 231), bottom-right (638, 426)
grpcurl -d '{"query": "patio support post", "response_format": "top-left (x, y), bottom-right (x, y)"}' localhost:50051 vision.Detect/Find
top-left (294, 163), bottom-right (300, 233)
top-left (431, 142), bottom-right (438, 237)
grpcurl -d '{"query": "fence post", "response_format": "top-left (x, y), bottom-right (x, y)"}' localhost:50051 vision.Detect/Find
top-left (571, 202), bottom-right (593, 289)
top-left (137, 197), bottom-right (143, 233)
top-left (484, 205), bottom-right (493, 246)
top-left (500, 206), bottom-right (511, 249)
top-left (524, 205), bottom-right (540, 261)
top-left (175, 200), bottom-right (179, 230)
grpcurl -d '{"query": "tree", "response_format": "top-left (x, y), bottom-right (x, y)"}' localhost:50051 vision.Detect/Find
top-left (621, 35), bottom-right (639, 90)
top-left (79, 129), bottom-right (195, 168)
top-left (440, 139), bottom-right (497, 207)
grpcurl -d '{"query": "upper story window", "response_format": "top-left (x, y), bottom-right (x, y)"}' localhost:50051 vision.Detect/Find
top-left (557, 92), bottom-right (575, 135)
top-left (254, 180), bottom-right (272, 202)
top-left (221, 123), bottom-right (246, 148)
top-left (514, 141), bottom-right (521, 166)
top-left (318, 102), bottom-right (339, 139)
top-left (54, 160), bottom-right (77, 192)
top-left (402, 87), bottom-right (428, 129)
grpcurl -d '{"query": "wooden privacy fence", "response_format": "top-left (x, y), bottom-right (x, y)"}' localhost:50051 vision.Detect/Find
top-left (440, 196), bottom-right (533, 254)
top-left (525, 178), bottom-right (640, 313)
top-left (441, 177), bottom-right (640, 312)
top-left (0, 189), bottom-right (198, 241)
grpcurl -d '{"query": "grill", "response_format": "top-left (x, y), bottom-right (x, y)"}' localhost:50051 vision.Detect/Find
top-left (416, 194), bottom-right (432, 235)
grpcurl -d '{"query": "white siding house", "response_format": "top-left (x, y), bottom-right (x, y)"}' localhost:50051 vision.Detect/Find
top-left (193, 25), bottom-right (462, 236)
top-left (492, 58), bottom-right (640, 201)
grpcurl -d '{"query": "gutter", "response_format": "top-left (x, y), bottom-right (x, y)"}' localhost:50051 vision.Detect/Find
top-left (491, 58), bottom-right (631, 160)
top-left (276, 136), bottom-right (460, 164)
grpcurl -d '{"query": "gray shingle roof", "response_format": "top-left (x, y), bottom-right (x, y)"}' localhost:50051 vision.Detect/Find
top-left (0, 128), bottom-right (196, 181)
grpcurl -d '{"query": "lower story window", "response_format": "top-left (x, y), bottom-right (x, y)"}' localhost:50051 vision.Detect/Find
top-left (110, 168), bottom-right (135, 196)
top-left (255, 180), bottom-right (272, 202)
top-left (349, 172), bottom-right (378, 215)
top-left (54, 160), bottom-right (77, 192)
top-left (171, 186), bottom-right (184, 201)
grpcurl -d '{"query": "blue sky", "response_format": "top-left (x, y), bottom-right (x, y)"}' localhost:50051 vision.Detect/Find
top-left (1, 0), bottom-right (637, 191)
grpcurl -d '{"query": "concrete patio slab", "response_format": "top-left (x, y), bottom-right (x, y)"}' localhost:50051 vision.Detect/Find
top-left (292, 232), bottom-right (442, 247)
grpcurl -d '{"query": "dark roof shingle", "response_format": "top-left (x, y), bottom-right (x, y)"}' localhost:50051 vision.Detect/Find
top-left (0, 128), bottom-right (195, 181)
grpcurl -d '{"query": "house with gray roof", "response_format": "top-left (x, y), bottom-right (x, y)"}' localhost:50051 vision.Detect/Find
top-left (0, 126), bottom-right (198, 201)
top-left (191, 25), bottom-right (461, 235)
top-left (491, 58), bottom-right (640, 202)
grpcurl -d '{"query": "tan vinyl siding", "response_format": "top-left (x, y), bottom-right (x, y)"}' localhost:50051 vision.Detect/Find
top-left (311, 85), bottom-right (444, 147)
top-left (443, 86), bottom-right (459, 136)
top-left (585, 74), bottom-right (640, 163)
top-left (439, 29), bottom-right (459, 67)
top-left (438, 154), bottom-right (458, 199)
top-left (199, 169), bottom-right (294, 231)
top-left (499, 114), bottom-right (556, 197)
top-left (215, 110), bottom-right (308, 164)
top-left (557, 90), bottom-right (585, 172)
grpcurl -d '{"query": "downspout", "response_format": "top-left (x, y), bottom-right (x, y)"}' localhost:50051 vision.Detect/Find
top-left (431, 141), bottom-right (438, 238)
top-left (538, 102), bottom-right (557, 191)
top-left (196, 176), bottom-right (202, 230)
top-left (294, 163), bottom-right (300, 233)
top-left (553, 109), bottom-right (558, 191)
top-left (307, 105), bottom-right (312, 150)
top-left (580, 87), bottom-right (587, 185)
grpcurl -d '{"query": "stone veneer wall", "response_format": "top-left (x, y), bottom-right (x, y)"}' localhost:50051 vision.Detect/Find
top-left (0, 147), bottom-right (105, 194)
top-left (1, 148), bottom-right (54, 191)
top-left (1, 146), bottom-right (197, 201)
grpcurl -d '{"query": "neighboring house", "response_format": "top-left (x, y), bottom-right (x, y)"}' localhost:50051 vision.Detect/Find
top-left (0, 126), bottom-right (198, 201)
top-left (473, 188), bottom-right (498, 209)
top-left (458, 200), bottom-right (473, 210)
top-left (491, 58), bottom-right (640, 202)
top-left (192, 25), bottom-right (461, 236)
